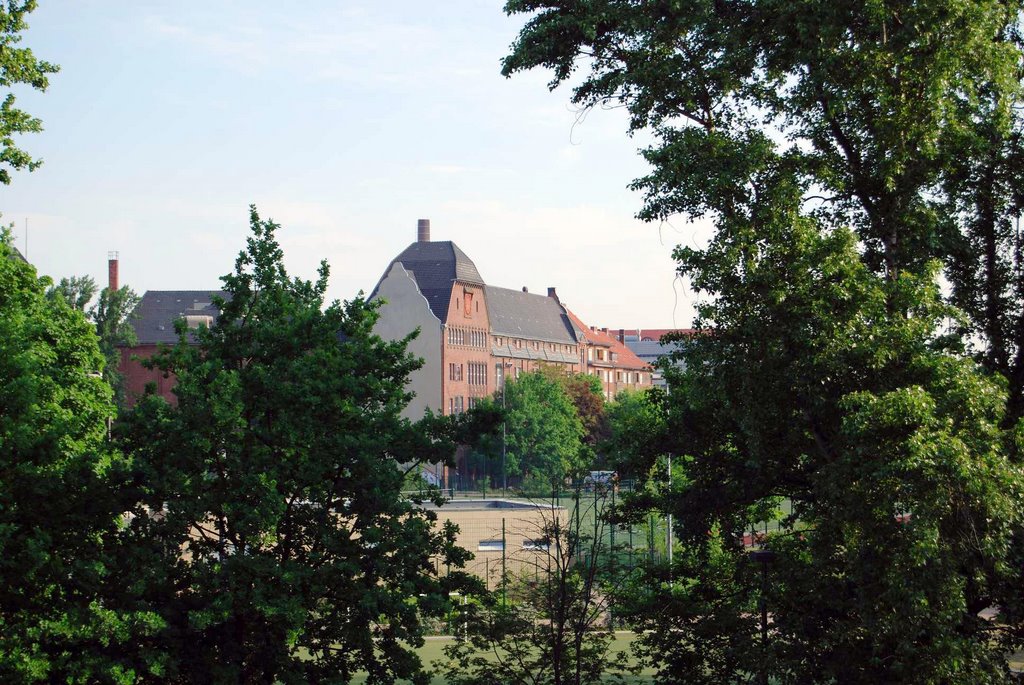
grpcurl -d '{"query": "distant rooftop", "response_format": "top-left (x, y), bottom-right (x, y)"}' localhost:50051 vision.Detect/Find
top-left (132, 290), bottom-right (227, 345)
top-left (485, 285), bottom-right (578, 344)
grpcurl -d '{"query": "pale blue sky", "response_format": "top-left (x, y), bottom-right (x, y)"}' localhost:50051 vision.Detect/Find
top-left (3, 1), bottom-right (708, 326)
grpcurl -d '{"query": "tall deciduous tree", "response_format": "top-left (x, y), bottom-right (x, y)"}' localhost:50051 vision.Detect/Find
top-left (504, 1), bottom-right (1024, 680)
top-left (0, 229), bottom-right (160, 683)
top-left (90, 284), bottom-right (140, 407)
top-left (500, 370), bottom-right (585, 485)
top-left (46, 276), bottom-right (140, 407)
top-left (115, 207), bottom-right (470, 684)
top-left (548, 368), bottom-right (608, 450)
top-left (46, 275), bottom-right (97, 311)
top-left (503, 0), bottom-right (1020, 278)
top-left (0, 1), bottom-right (58, 184)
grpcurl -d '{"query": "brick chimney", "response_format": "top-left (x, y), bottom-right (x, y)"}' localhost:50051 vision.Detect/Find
top-left (108, 251), bottom-right (119, 291)
top-left (619, 328), bottom-right (625, 343)
top-left (547, 287), bottom-right (559, 302)
top-left (417, 219), bottom-right (430, 242)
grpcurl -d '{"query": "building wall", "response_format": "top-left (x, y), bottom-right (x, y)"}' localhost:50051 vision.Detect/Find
top-left (120, 344), bottom-right (178, 405)
top-left (441, 281), bottom-right (491, 415)
top-left (371, 262), bottom-right (443, 421)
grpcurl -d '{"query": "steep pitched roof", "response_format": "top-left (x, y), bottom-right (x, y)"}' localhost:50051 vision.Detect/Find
top-left (131, 290), bottom-right (227, 345)
top-left (485, 285), bottom-right (578, 344)
top-left (372, 240), bottom-right (484, 321)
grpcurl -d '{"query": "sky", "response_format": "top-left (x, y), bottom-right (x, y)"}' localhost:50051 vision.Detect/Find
top-left (3, 1), bottom-right (711, 327)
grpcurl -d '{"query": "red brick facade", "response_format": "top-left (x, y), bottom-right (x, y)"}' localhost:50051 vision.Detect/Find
top-left (441, 281), bottom-right (492, 416)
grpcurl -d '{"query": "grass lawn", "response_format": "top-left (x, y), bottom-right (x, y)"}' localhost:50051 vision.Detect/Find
top-left (350, 632), bottom-right (655, 684)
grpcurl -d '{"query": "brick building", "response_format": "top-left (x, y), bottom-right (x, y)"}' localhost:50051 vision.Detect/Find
top-left (613, 328), bottom-right (695, 387)
top-left (371, 220), bottom-right (655, 484)
top-left (118, 289), bottom-right (225, 406)
top-left (563, 311), bottom-right (652, 400)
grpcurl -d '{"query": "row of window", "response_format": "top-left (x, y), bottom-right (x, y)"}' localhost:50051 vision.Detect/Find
top-left (593, 369), bottom-right (646, 384)
top-left (468, 362), bottom-right (487, 387)
top-left (587, 347), bottom-right (618, 362)
top-left (494, 336), bottom-right (576, 355)
top-left (448, 362), bottom-right (490, 387)
top-left (448, 396), bottom-right (486, 415)
top-left (448, 326), bottom-right (488, 348)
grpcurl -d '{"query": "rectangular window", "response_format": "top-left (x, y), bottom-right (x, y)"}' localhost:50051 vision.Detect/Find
top-left (478, 540), bottom-right (504, 552)
top-left (522, 539), bottom-right (550, 551)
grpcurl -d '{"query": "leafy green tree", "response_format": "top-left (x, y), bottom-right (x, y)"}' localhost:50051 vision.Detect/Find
top-left (626, 213), bottom-right (1023, 683)
top-left (499, 370), bottom-right (585, 486)
top-left (505, 1), bottom-right (1024, 680)
top-left (90, 284), bottom-right (140, 406)
top-left (539, 367), bottom-right (608, 455)
top-left (503, 0), bottom-right (1020, 278)
top-left (46, 275), bottom-right (97, 311)
top-left (46, 276), bottom-right (140, 407)
top-left (940, 81), bottom-right (1024, 425)
top-left (0, 229), bottom-right (161, 683)
top-left (115, 207), bottom-right (471, 684)
top-left (0, 1), bottom-right (59, 184)
top-left (603, 388), bottom-right (666, 480)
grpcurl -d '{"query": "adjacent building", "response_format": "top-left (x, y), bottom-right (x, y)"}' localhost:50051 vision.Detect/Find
top-left (613, 328), bottom-right (695, 387)
top-left (119, 289), bottom-right (225, 406)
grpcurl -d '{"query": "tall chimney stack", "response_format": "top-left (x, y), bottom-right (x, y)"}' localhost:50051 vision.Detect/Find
top-left (108, 251), bottom-right (119, 291)
top-left (417, 219), bottom-right (430, 243)
top-left (547, 287), bottom-right (559, 301)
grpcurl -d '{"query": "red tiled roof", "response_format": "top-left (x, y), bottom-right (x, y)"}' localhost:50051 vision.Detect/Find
top-left (564, 310), bottom-right (650, 370)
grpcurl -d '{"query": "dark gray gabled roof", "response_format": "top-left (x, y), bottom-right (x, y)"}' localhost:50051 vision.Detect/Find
top-left (371, 240), bottom-right (484, 321)
top-left (484, 286), bottom-right (579, 344)
top-left (131, 290), bottom-right (227, 345)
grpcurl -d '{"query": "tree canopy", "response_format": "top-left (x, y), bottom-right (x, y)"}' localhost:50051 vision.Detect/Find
top-left (0, 1), bottom-right (58, 184)
top-left (500, 370), bottom-right (585, 486)
top-left (0, 229), bottom-right (156, 683)
top-left (113, 207), bottom-right (472, 683)
top-left (505, 0), bottom-right (1024, 680)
